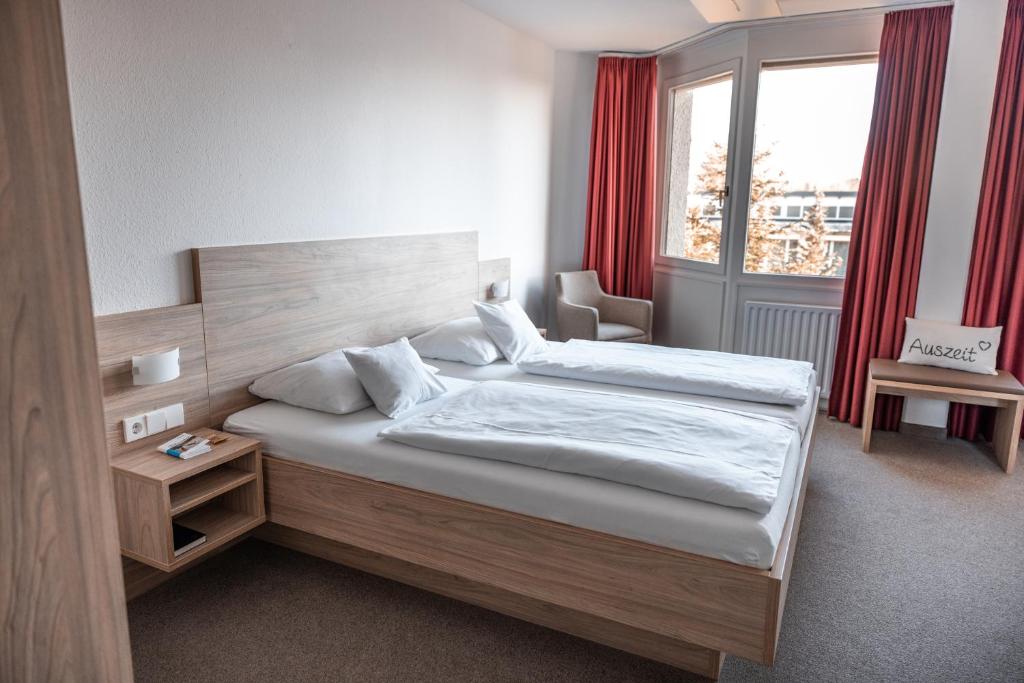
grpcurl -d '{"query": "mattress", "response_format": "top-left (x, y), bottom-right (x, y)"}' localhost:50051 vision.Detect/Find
top-left (225, 361), bottom-right (817, 569)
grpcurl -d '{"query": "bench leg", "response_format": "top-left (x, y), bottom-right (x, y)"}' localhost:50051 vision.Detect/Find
top-left (862, 379), bottom-right (877, 452)
top-left (991, 400), bottom-right (1022, 474)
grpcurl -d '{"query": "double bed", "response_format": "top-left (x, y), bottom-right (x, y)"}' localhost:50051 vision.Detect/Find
top-left (193, 232), bottom-right (818, 679)
top-left (226, 355), bottom-right (816, 570)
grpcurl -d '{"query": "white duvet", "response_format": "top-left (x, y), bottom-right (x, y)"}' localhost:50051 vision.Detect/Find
top-left (519, 340), bottom-right (814, 406)
top-left (380, 380), bottom-right (799, 514)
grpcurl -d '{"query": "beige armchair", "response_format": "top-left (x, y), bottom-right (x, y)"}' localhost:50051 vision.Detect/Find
top-left (554, 270), bottom-right (653, 343)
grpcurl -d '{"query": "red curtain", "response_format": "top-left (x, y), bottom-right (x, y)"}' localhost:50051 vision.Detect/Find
top-left (949, 0), bottom-right (1024, 440)
top-left (582, 56), bottom-right (658, 300)
top-left (829, 6), bottom-right (953, 429)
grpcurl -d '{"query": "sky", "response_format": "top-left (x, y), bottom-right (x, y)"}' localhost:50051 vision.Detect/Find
top-left (685, 62), bottom-right (878, 192)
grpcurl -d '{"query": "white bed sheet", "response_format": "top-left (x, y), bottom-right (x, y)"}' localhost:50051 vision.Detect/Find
top-left (225, 365), bottom-right (818, 569)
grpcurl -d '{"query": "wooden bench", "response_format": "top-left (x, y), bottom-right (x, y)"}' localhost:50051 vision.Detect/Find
top-left (863, 358), bottom-right (1024, 473)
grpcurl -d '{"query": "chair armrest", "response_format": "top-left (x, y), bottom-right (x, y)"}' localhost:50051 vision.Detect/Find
top-left (598, 295), bottom-right (653, 335)
top-left (556, 299), bottom-right (599, 342)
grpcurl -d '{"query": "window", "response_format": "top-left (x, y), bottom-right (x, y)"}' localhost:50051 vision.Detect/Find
top-left (663, 74), bottom-right (734, 264)
top-left (742, 58), bottom-right (877, 277)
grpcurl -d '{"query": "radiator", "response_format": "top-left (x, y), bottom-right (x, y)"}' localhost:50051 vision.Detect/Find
top-left (740, 301), bottom-right (841, 399)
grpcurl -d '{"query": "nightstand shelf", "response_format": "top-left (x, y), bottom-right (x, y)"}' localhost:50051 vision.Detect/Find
top-left (111, 428), bottom-right (265, 572)
top-left (170, 505), bottom-right (261, 567)
top-left (169, 467), bottom-right (256, 516)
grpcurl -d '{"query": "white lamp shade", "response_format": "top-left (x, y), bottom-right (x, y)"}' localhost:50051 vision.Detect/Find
top-left (490, 279), bottom-right (511, 299)
top-left (132, 348), bottom-right (180, 385)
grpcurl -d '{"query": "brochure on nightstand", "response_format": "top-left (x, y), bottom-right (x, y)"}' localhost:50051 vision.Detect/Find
top-left (157, 433), bottom-right (211, 459)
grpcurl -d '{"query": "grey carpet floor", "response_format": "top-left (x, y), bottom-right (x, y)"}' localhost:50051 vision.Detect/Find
top-left (128, 417), bottom-right (1024, 682)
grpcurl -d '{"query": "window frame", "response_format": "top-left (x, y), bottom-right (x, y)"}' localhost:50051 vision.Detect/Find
top-left (657, 58), bottom-right (743, 276)
top-left (736, 53), bottom-right (878, 284)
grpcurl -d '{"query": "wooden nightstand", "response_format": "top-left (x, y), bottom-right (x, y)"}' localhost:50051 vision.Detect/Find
top-left (111, 428), bottom-right (265, 571)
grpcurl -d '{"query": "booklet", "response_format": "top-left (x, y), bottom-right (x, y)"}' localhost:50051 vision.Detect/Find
top-left (158, 433), bottom-right (211, 459)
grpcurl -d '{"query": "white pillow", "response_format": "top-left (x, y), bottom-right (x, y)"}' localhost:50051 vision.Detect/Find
top-left (410, 317), bottom-right (502, 366)
top-left (248, 349), bottom-right (372, 414)
top-left (474, 299), bottom-right (548, 364)
top-left (344, 338), bottom-right (447, 418)
top-left (898, 318), bottom-right (1002, 375)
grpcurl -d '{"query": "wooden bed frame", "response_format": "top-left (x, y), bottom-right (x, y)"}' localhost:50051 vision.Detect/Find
top-left (192, 232), bottom-right (816, 679)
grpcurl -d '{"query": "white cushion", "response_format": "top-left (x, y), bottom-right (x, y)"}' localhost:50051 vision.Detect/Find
top-left (410, 317), bottom-right (502, 366)
top-left (597, 322), bottom-right (646, 341)
top-left (344, 338), bottom-right (447, 418)
top-left (474, 299), bottom-right (548, 364)
top-left (248, 349), bottom-right (372, 415)
top-left (898, 318), bottom-right (1002, 375)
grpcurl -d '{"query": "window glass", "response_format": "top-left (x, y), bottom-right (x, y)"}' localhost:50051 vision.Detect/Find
top-left (663, 74), bottom-right (734, 264)
top-left (743, 60), bottom-right (877, 277)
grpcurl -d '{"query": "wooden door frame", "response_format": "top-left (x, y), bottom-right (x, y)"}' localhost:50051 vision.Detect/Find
top-left (1, 0), bottom-right (134, 679)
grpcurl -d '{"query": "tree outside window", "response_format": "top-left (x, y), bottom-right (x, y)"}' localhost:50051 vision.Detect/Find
top-left (682, 142), bottom-right (843, 276)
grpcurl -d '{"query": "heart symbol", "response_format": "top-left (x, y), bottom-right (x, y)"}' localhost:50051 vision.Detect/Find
top-left (979, 341), bottom-right (991, 351)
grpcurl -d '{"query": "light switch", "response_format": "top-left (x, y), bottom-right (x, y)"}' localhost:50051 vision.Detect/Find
top-left (165, 403), bottom-right (185, 429)
top-left (123, 414), bottom-right (147, 443)
top-left (145, 409), bottom-right (167, 434)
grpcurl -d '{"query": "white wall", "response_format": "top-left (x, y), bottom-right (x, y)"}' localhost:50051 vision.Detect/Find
top-left (545, 50), bottom-right (598, 338)
top-left (905, 0), bottom-right (1008, 427)
top-left (62, 0), bottom-right (554, 319)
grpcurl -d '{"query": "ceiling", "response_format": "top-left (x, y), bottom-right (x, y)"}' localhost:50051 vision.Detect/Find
top-left (461, 0), bottom-right (932, 52)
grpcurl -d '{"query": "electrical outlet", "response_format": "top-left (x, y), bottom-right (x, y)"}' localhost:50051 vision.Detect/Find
top-left (123, 414), bottom-right (147, 443)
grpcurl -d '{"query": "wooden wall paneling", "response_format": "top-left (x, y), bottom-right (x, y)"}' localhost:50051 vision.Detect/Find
top-left (477, 257), bottom-right (511, 301)
top-left (95, 303), bottom-right (212, 458)
top-left (0, 0), bottom-right (133, 678)
top-left (194, 232), bottom-right (479, 424)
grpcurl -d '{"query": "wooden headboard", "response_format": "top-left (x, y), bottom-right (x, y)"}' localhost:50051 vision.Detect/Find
top-left (94, 304), bottom-right (212, 458)
top-left (193, 231), bottom-right (480, 424)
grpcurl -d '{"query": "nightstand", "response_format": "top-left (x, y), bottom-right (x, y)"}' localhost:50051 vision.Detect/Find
top-left (111, 428), bottom-right (265, 571)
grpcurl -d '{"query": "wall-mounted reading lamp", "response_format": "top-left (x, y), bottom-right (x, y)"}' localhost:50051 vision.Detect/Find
top-left (489, 279), bottom-right (511, 301)
top-left (131, 347), bottom-right (180, 385)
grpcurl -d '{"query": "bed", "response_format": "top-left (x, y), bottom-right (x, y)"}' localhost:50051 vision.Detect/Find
top-left (226, 361), bottom-right (815, 570)
top-left (193, 232), bottom-right (818, 679)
